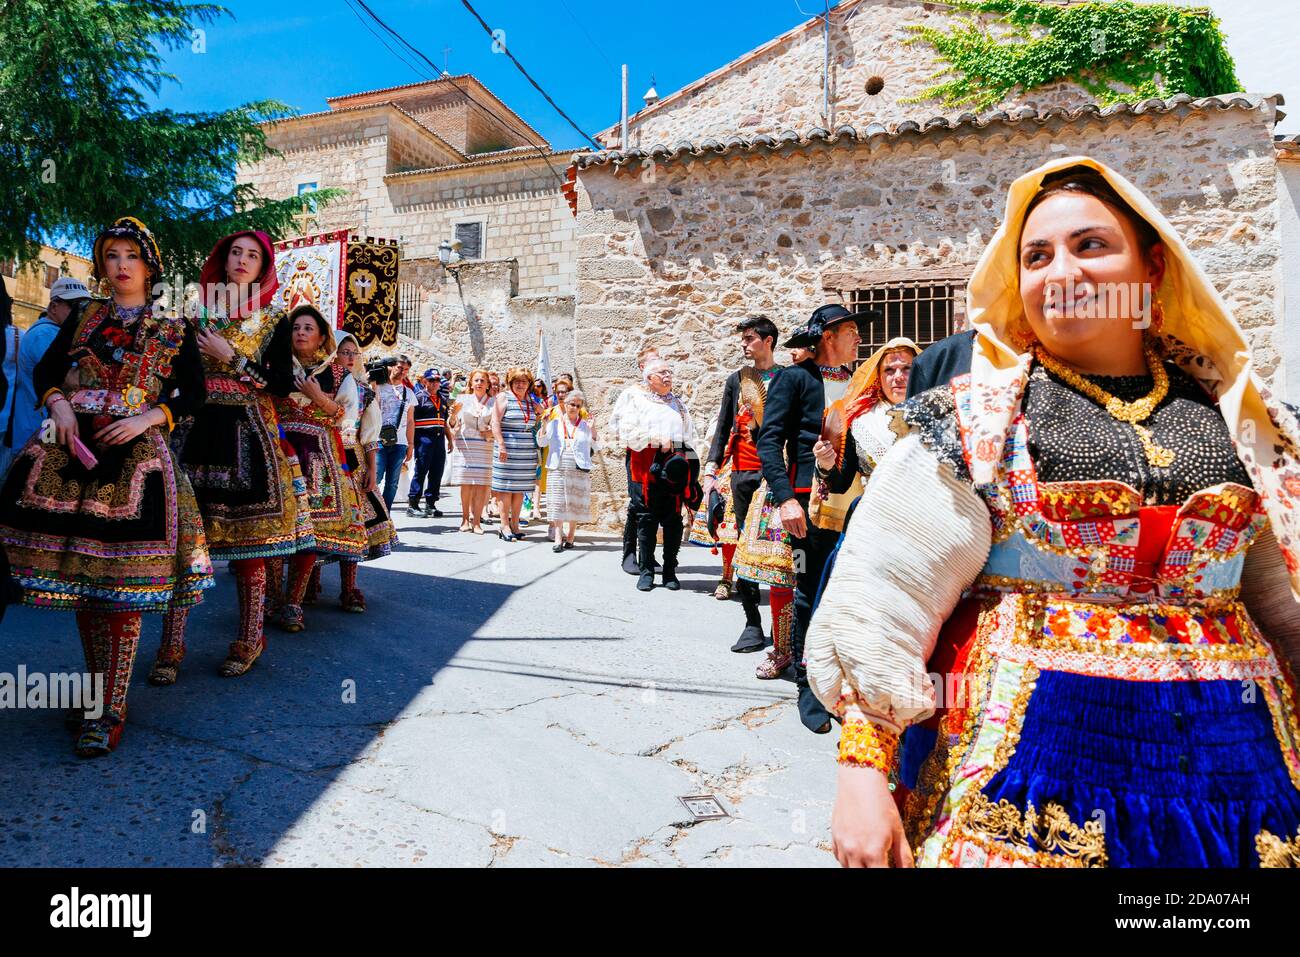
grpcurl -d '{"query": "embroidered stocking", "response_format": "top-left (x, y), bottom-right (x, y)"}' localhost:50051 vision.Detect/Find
top-left (770, 587), bottom-right (794, 657)
top-left (720, 543), bottom-right (736, 584)
top-left (157, 603), bottom-right (188, 667)
top-left (231, 559), bottom-right (267, 648)
top-left (285, 553), bottom-right (318, 607)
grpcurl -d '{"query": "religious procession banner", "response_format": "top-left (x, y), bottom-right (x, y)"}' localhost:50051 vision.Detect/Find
top-left (273, 232), bottom-right (401, 347)
top-left (343, 239), bottom-right (400, 347)
top-left (275, 230), bottom-right (348, 326)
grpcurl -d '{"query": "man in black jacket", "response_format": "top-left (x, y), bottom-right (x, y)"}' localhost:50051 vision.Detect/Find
top-left (905, 328), bottom-right (976, 399)
top-left (755, 303), bottom-right (874, 733)
top-left (704, 316), bottom-right (782, 653)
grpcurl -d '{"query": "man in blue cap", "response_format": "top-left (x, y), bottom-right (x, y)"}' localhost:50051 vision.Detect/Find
top-left (754, 302), bottom-right (879, 733)
top-left (408, 369), bottom-right (453, 517)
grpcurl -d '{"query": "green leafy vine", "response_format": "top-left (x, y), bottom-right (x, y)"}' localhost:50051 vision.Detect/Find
top-left (901, 0), bottom-right (1241, 111)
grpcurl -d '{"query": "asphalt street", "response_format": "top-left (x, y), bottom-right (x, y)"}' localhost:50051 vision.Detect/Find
top-left (0, 490), bottom-right (837, 867)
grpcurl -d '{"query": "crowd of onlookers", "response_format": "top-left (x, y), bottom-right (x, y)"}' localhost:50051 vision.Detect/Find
top-left (0, 276), bottom-right (97, 476)
top-left (374, 356), bottom-right (596, 552)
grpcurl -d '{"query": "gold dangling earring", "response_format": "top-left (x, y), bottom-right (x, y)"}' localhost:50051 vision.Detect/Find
top-left (1150, 298), bottom-right (1166, 336)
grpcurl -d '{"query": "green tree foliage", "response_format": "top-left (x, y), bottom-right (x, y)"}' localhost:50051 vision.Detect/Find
top-left (903, 0), bottom-right (1242, 111)
top-left (0, 0), bottom-right (341, 277)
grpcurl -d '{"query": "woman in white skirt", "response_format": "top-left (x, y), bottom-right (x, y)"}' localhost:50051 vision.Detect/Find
top-left (449, 367), bottom-right (493, 533)
top-left (536, 389), bottom-right (596, 552)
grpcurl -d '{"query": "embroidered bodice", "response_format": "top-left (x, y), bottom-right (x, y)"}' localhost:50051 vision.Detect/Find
top-left (36, 300), bottom-right (204, 421)
top-left (900, 366), bottom-right (1265, 604)
top-left (191, 307), bottom-right (293, 400)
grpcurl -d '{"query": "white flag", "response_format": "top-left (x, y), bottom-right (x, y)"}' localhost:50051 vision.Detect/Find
top-left (536, 331), bottom-right (552, 398)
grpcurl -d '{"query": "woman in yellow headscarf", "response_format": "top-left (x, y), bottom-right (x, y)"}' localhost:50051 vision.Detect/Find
top-left (807, 157), bottom-right (1300, 869)
top-left (812, 336), bottom-right (920, 506)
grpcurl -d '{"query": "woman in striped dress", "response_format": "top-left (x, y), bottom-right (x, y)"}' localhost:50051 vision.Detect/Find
top-left (449, 368), bottom-right (493, 533)
top-left (490, 366), bottom-right (540, 542)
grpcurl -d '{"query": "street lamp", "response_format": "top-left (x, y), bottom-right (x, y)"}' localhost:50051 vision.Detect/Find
top-left (438, 238), bottom-right (463, 268)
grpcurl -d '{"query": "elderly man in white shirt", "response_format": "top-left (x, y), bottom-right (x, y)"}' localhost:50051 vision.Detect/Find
top-left (608, 357), bottom-right (701, 591)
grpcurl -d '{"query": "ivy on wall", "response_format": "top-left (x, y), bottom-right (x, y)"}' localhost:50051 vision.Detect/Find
top-left (901, 0), bottom-right (1241, 111)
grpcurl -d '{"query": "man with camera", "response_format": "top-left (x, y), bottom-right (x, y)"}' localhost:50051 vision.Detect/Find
top-left (370, 356), bottom-right (417, 512)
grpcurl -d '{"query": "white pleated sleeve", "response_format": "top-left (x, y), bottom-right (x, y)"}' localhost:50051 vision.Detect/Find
top-left (806, 432), bottom-right (993, 733)
top-left (358, 393), bottom-right (382, 449)
top-left (1240, 526), bottom-right (1300, 678)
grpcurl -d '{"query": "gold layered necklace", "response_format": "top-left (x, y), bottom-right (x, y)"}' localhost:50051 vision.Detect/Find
top-left (1034, 339), bottom-right (1176, 468)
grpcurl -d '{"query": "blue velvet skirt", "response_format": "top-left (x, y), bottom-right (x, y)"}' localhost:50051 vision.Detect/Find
top-left (977, 672), bottom-right (1300, 867)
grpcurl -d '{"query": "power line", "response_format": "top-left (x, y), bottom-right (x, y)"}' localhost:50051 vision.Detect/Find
top-left (343, 0), bottom-right (429, 82)
top-left (554, 0), bottom-right (617, 73)
top-left (458, 0), bottom-right (600, 150)
top-left (347, 0), bottom-right (570, 184)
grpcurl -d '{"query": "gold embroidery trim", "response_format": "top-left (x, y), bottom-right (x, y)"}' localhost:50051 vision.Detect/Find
top-left (1256, 827), bottom-right (1300, 867)
top-left (838, 720), bottom-right (899, 773)
top-left (939, 659), bottom-right (1040, 866)
top-left (737, 366), bottom-right (768, 429)
top-left (1017, 596), bottom-right (1268, 663)
top-left (963, 792), bottom-right (1108, 867)
top-left (904, 597), bottom-right (1001, 851)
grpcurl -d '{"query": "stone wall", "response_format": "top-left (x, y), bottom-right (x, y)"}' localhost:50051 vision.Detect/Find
top-left (574, 102), bottom-right (1284, 525)
top-left (240, 121), bottom-right (576, 297)
top-left (387, 163), bottom-right (576, 295)
top-left (613, 0), bottom-right (1095, 149)
top-left (416, 258), bottom-right (576, 376)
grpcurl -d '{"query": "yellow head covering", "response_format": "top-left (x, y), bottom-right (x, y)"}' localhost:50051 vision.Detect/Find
top-left (966, 155), bottom-right (1300, 596)
top-left (842, 336), bottom-right (921, 424)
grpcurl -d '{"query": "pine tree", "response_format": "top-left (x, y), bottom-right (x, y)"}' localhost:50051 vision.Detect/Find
top-left (0, 0), bottom-right (340, 277)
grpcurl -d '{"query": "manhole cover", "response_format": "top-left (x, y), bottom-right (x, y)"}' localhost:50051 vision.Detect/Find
top-left (678, 794), bottom-right (730, 821)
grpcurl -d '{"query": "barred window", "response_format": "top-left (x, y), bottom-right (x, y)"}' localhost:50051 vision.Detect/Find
top-left (397, 283), bottom-right (425, 340)
top-left (825, 267), bottom-right (970, 363)
top-left (454, 222), bottom-right (483, 260)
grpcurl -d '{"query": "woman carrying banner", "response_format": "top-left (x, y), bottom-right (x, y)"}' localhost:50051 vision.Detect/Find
top-left (271, 305), bottom-right (368, 634)
top-left (149, 231), bottom-right (314, 683)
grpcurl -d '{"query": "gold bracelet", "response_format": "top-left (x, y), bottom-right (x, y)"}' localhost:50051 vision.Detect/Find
top-left (837, 720), bottom-right (900, 774)
top-left (158, 404), bottom-right (175, 433)
top-left (42, 387), bottom-right (67, 407)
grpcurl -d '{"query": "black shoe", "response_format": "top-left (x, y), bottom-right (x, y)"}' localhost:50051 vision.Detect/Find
top-left (562, 540), bottom-right (574, 550)
top-left (429, 506), bottom-right (443, 517)
top-left (636, 570), bottom-right (654, 591)
top-left (408, 502), bottom-right (423, 516)
top-left (731, 624), bottom-right (768, 653)
top-left (661, 568), bottom-right (680, 591)
top-left (797, 684), bottom-right (832, 734)
top-left (622, 552), bottom-right (640, 575)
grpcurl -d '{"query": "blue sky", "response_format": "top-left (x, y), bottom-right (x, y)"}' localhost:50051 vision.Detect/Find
top-left (153, 0), bottom-right (1298, 145)
top-left (155, 0), bottom-right (835, 149)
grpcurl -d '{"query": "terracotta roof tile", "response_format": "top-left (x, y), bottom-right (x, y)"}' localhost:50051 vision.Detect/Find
top-left (569, 93), bottom-right (1281, 215)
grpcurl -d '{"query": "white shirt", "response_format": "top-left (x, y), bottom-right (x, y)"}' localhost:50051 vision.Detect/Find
top-left (536, 414), bottom-right (596, 471)
top-left (608, 385), bottom-right (697, 451)
top-left (376, 383), bottom-right (416, 433)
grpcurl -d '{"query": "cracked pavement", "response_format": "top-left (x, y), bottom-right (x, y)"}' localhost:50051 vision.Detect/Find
top-left (0, 503), bottom-right (836, 867)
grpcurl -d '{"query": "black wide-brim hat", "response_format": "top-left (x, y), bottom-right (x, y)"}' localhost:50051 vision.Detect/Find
top-left (783, 303), bottom-right (883, 348)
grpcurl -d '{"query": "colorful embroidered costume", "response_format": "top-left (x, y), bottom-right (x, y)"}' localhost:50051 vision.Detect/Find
top-left (807, 158), bottom-right (1300, 867)
top-left (696, 363), bottom-right (780, 638)
top-left (0, 217), bottom-right (213, 755)
top-left (272, 311), bottom-right (368, 631)
top-left (348, 382), bottom-right (397, 563)
top-left (153, 232), bottom-right (315, 682)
